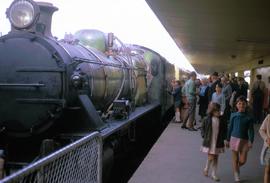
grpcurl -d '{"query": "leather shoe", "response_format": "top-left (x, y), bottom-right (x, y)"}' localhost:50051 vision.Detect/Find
top-left (211, 175), bottom-right (220, 182)
top-left (188, 127), bottom-right (198, 131)
top-left (181, 125), bottom-right (188, 129)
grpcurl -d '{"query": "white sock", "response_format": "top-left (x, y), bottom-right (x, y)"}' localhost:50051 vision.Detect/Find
top-left (211, 160), bottom-right (217, 177)
top-left (204, 159), bottom-right (212, 172)
top-left (175, 112), bottom-right (180, 122)
top-left (234, 172), bottom-right (240, 181)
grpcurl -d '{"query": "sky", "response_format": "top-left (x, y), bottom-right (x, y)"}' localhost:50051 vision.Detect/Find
top-left (0, 0), bottom-right (195, 72)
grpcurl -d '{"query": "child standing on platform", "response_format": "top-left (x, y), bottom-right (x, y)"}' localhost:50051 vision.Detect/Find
top-left (168, 80), bottom-right (182, 123)
top-left (200, 102), bottom-right (227, 181)
top-left (259, 114), bottom-right (270, 183)
top-left (226, 96), bottom-right (254, 182)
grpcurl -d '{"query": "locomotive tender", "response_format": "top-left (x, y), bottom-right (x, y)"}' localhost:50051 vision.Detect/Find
top-left (0, 0), bottom-right (189, 178)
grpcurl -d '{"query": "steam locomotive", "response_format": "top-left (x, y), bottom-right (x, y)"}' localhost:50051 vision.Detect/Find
top-left (0, 0), bottom-right (190, 179)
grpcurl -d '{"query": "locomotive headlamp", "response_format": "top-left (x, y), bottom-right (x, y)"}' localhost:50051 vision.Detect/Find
top-left (7, 0), bottom-right (39, 29)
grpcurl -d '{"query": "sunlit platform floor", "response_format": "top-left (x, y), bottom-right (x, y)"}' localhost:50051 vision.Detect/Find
top-left (128, 121), bottom-right (264, 183)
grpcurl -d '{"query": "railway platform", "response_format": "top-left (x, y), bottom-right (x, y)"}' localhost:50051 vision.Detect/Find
top-left (128, 122), bottom-right (264, 183)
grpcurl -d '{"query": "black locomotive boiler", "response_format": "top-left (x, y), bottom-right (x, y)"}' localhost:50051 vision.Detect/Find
top-left (0, 0), bottom-right (189, 179)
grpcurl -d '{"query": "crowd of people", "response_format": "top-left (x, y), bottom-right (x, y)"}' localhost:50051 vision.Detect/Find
top-left (168, 71), bottom-right (270, 182)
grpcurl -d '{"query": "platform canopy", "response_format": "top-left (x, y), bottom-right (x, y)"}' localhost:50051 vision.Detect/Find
top-left (146, 0), bottom-right (270, 74)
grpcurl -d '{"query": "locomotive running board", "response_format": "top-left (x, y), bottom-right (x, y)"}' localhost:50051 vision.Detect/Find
top-left (100, 102), bottom-right (160, 139)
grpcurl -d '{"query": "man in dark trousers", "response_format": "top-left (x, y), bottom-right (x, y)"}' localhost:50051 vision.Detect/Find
top-left (251, 74), bottom-right (266, 123)
top-left (208, 72), bottom-right (220, 103)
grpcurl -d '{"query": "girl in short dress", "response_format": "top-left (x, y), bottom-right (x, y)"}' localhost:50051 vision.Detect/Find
top-left (168, 80), bottom-right (182, 123)
top-left (226, 96), bottom-right (254, 182)
top-left (259, 114), bottom-right (270, 183)
top-left (201, 102), bottom-right (227, 181)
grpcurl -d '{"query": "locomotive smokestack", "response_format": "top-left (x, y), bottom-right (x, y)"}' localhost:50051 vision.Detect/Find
top-left (36, 2), bottom-right (58, 38)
